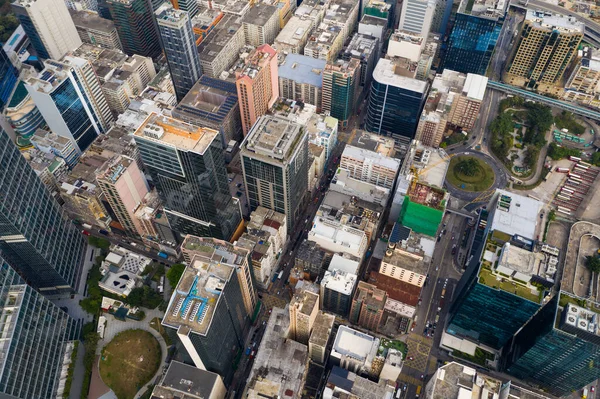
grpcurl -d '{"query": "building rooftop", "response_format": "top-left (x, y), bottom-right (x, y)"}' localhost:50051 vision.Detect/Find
top-left (331, 325), bottom-right (377, 363)
top-left (373, 58), bottom-right (428, 93)
top-left (241, 3), bottom-right (278, 26)
top-left (342, 145), bottom-right (401, 172)
top-left (382, 230), bottom-right (434, 276)
top-left (242, 115), bottom-right (305, 162)
top-left (99, 245), bottom-right (151, 297)
top-left (309, 311), bottom-right (335, 348)
top-left (324, 366), bottom-right (395, 399)
top-left (162, 255), bottom-right (234, 336)
top-left (321, 269), bottom-right (357, 296)
top-left (96, 155), bottom-right (134, 184)
top-left (360, 14), bottom-right (387, 26)
top-left (354, 281), bottom-right (386, 308)
top-left (278, 54), bottom-right (326, 87)
top-left (368, 270), bottom-right (421, 307)
top-left (134, 113), bottom-right (219, 153)
top-left (330, 169), bottom-right (391, 206)
top-left (152, 361), bottom-right (222, 399)
top-left (245, 307), bottom-right (308, 399)
top-left (274, 16), bottom-right (313, 48)
top-left (174, 75), bottom-right (238, 124)
top-left (525, 10), bottom-right (585, 33)
top-left (197, 15), bottom-right (242, 63)
top-left (489, 190), bottom-right (543, 240)
top-left (324, 57), bottom-right (360, 75)
top-left (400, 141), bottom-right (450, 188)
top-left (328, 253), bottom-right (360, 275)
top-left (235, 44), bottom-right (277, 81)
top-left (343, 33), bottom-right (378, 60)
top-left (290, 289), bottom-right (319, 316)
top-left (458, 0), bottom-right (507, 18)
top-left (70, 10), bottom-right (116, 32)
top-left (349, 130), bottom-right (396, 157)
top-left (427, 362), bottom-right (501, 399)
top-left (155, 4), bottom-right (190, 26)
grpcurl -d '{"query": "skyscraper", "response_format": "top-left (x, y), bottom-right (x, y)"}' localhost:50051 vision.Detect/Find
top-left (0, 48), bottom-right (18, 111)
top-left (505, 10), bottom-right (584, 91)
top-left (96, 155), bottom-right (150, 237)
top-left (162, 239), bottom-right (256, 385)
top-left (0, 128), bottom-right (87, 295)
top-left (398, 0), bottom-right (436, 37)
top-left (441, 0), bottom-right (506, 75)
top-left (169, 0), bottom-right (197, 17)
top-left (25, 56), bottom-right (113, 153)
top-left (240, 115), bottom-right (308, 233)
top-left (289, 288), bottom-right (319, 344)
top-left (0, 254), bottom-right (81, 398)
top-left (235, 44), bottom-right (278, 135)
top-left (365, 58), bottom-right (428, 148)
top-left (107, 0), bottom-right (162, 58)
top-left (12, 0), bottom-right (82, 60)
top-left (156, 4), bottom-right (202, 101)
top-left (349, 281), bottom-right (386, 331)
top-left (322, 58), bottom-right (360, 129)
top-left (134, 113), bottom-right (242, 241)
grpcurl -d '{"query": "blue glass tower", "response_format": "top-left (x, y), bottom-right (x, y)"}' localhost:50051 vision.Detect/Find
top-left (441, 3), bottom-right (505, 75)
top-left (503, 293), bottom-right (600, 397)
top-left (0, 253), bottom-right (80, 399)
top-left (365, 58), bottom-right (428, 148)
top-left (0, 48), bottom-right (18, 111)
top-left (0, 128), bottom-right (87, 295)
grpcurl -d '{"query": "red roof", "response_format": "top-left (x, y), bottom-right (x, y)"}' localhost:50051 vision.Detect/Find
top-left (368, 271), bottom-right (422, 306)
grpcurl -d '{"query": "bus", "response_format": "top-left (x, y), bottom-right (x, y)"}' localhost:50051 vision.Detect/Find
top-left (556, 167), bottom-right (570, 173)
top-left (568, 173), bottom-right (581, 179)
top-left (579, 161), bottom-right (592, 168)
top-left (569, 156), bottom-right (582, 162)
top-left (561, 187), bottom-right (574, 194)
top-left (575, 164), bottom-right (589, 171)
top-left (557, 206), bottom-right (571, 215)
top-left (278, 271), bottom-right (284, 280)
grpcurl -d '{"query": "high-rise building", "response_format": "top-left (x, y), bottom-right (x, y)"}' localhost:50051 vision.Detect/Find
top-left (339, 145), bottom-right (400, 189)
top-left (320, 269), bottom-right (357, 317)
top-left (416, 70), bottom-right (488, 147)
top-left (289, 288), bottom-right (319, 344)
top-left (151, 361), bottom-right (227, 399)
top-left (172, 76), bottom-right (243, 146)
top-left (12, 0), bottom-right (82, 60)
top-left (0, 254), bottom-right (81, 398)
top-left (107, 0), bottom-right (162, 58)
top-left (170, 0), bottom-right (197, 17)
top-left (505, 10), bottom-right (583, 92)
top-left (278, 54), bottom-right (326, 110)
top-left (240, 115), bottom-right (309, 233)
top-left (96, 155), bottom-right (150, 237)
top-left (441, 0), bottom-right (506, 75)
top-left (134, 113), bottom-right (242, 241)
top-left (322, 58), bottom-right (360, 129)
top-left (4, 82), bottom-right (45, 147)
top-left (0, 129), bottom-right (87, 294)
top-left (235, 44), bottom-right (279, 135)
top-left (156, 5), bottom-right (203, 100)
top-left (398, 0), bottom-right (435, 37)
top-left (349, 281), bottom-right (386, 331)
top-left (25, 56), bottom-right (113, 153)
top-left (365, 57), bottom-right (428, 148)
top-left (241, 3), bottom-right (281, 47)
top-left (0, 48), bottom-right (18, 111)
top-left (308, 311), bottom-right (335, 364)
top-left (70, 10), bottom-right (123, 51)
top-left (162, 242), bottom-right (254, 385)
top-left (564, 46), bottom-right (600, 106)
top-left (341, 33), bottom-right (379, 88)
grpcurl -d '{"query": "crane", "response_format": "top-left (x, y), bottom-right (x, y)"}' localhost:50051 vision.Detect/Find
top-left (409, 153), bottom-right (455, 193)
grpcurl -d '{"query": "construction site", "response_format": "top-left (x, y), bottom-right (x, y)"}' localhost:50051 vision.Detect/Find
top-left (398, 181), bottom-right (447, 237)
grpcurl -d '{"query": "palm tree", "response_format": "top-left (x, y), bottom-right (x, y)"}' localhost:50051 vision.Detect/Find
top-left (457, 158), bottom-right (479, 176)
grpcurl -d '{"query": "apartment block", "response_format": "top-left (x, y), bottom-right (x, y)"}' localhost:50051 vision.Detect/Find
top-left (564, 46), bottom-right (600, 106)
top-left (70, 10), bottom-right (123, 50)
top-left (341, 33), bottom-right (379, 87)
top-left (96, 155), bottom-right (150, 237)
top-left (274, 15), bottom-right (315, 54)
top-left (304, 25), bottom-right (343, 62)
top-left (278, 53), bottom-right (325, 108)
top-left (308, 311), bottom-right (335, 364)
top-left (235, 44), bottom-right (279, 135)
top-left (306, 112), bottom-right (338, 161)
top-left (416, 70), bottom-right (487, 147)
top-left (320, 269), bottom-right (357, 317)
top-left (506, 10), bottom-right (583, 93)
top-left (349, 281), bottom-right (387, 331)
top-left (322, 58), bottom-right (360, 128)
top-left (340, 145), bottom-right (400, 189)
top-left (294, 240), bottom-right (327, 278)
top-left (289, 287), bottom-right (319, 344)
top-left (398, 0), bottom-right (435, 37)
top-left (242, 3), bottom-right (281, 46)
top-left (198, 15), bottom-right (244, 78)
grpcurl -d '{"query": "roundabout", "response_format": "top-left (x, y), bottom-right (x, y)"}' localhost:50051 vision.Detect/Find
top-left (444, 150), bottom-right (508, 204)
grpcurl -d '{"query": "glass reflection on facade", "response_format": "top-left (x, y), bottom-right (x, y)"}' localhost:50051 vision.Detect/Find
top-left (0, 129), bottom-right (86, 294)
top-left (0, 255), bottom-right (80, 399)
top-left (441, 13), bottom-right (503, 75)
top-left (0, 49), bottom-right (17, 111)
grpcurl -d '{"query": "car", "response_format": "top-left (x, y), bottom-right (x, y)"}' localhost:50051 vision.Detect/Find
top-left (403, 384), bottom-right (407, 391)
top-left (99, 229), bottom-right (109, 235)
top-left (540, 213), bottom-right (544, 219)
top-left (410, 326), bottom-right (415, 332)
top-left (81, 230), bottom-right (90, 236)
top-left (277, 291), bottom-right (280, 295)
top-left (408, 356), bottom-right (414, 361)
top-left (437, 236), bottom-right (441, 242)
top-left (451, 247), bottom-right (457, 255)
top-left (420, 374), bottom-right (425, 380)
top-left (442, 229), bottom-right (447, 235)
top-left (451, 235), bottom-right (455, 240)
top-left (591, 386), bottom-right (595, 393)
top-left (268, 309), bottom-right (272, 314)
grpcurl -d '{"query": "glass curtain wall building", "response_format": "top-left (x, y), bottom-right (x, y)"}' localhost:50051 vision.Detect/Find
top-left (0, 49), bottom-right (18, 111)
top-left (107, 0), bottom-right (162, 58)
top-left (441, 0), bottom-right (506, 75)
top-left (134, 113), bottom-right (241, 241)
top-left (155, 5), bottom-right (203, 101)
top-left (0, 129), bottom-right (86, 295)
top-left (0, 254), bottom-right (80, 399)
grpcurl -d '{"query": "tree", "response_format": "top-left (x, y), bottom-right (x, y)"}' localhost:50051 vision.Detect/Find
top-left (585, 256), bottom-right (600, 274)
top-left (524, 145), bottom-right (540, 169)
top-left (167, 263), bottom-right (186, 287)
top-left (525, 103), bottom-right (553, 134)
top-left (88, 236), bottom-right (110, 250)
top-left (592, 152), bottom-right (600, 167)
top-left (456, 158), bottom-right (479, 176)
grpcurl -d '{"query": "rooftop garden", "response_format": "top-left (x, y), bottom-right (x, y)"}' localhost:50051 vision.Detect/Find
top-left (379, 338), bottom-right (408, 358)
top-left (478, 267), bottom-right (540, 303)
top-left (452, 347), bottom-right (494, 367)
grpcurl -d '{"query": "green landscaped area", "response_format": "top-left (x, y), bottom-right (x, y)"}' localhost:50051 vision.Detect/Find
top-left (478, 267), bottom-right (540, 303)
top-left (380, 338), bottom-right (408, 357)
top-left (446, 156), bottom-right (495, 192)
top-left (452, 348), bottom-right (495, 366)
top-left (100, 330), bottom-right (161, 399)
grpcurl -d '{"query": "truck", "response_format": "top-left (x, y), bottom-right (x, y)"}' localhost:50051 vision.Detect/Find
top-left (157, 251), bottom-right (168, 259)
top-left (582, 388), bottom-right (588, 399)
top-left (278, 271), bottom-right (284, 280)
top-left (82, 223), bottom-right (92, 230)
